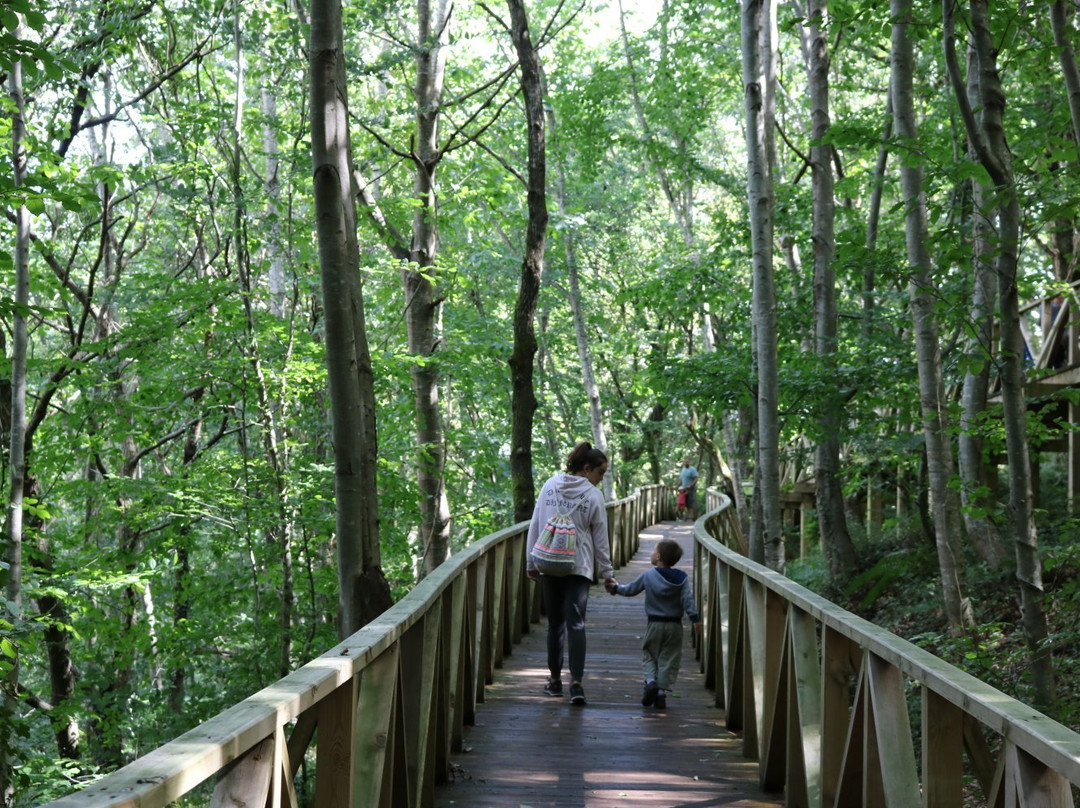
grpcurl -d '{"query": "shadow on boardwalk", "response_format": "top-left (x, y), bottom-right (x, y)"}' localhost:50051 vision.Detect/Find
top-left (434, 521), bottom-right (786, 808)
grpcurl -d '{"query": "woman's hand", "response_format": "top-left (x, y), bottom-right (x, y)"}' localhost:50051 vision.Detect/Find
top-left (527, 569), bottom-right (540, 581)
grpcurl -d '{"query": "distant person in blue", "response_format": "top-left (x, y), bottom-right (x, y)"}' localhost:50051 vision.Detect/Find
top-left (605, 538), bottom-right (701, 709)
top-left (679, 457), bottom-right (699, 520)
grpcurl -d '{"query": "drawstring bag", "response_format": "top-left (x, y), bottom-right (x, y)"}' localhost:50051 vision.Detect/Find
top-left (531, 489), bottom-right (586, 576)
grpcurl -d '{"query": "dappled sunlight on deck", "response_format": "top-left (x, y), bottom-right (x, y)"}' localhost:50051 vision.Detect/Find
top-left (433, 520), bottom-right (783, 808)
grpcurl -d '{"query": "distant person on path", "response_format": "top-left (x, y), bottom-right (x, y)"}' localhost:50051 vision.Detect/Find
top-left (606, 538), bottom-right (701, 709)
top-left (679, 457), bottom-right (699, 520)
top-left (526, 441), bottom-right (615, 706)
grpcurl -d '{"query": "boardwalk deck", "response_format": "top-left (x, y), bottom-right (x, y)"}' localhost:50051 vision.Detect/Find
top-left (434, 521), bottom-right (786, 808)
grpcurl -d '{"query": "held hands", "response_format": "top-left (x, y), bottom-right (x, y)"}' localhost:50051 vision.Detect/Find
top-left (527, 569), bottom-right (540, 581)
top-left (604, 578), bottom-right (618, 595)
top-left (693, 621), bottom-right (703, 637)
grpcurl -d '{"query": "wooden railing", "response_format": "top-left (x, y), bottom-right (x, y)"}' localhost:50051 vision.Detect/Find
top-left (695, 488), bottom-right (1080, 807)
top-left (44, 485), bottom-right (661, 808)
top-left (47, 482), bottom-right (1080, 807)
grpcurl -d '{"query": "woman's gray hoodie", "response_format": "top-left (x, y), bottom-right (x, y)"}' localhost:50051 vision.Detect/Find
top-left (613, 566), bottom-right (700, 624)
top-left (526, 472), bottom-right (614, 581)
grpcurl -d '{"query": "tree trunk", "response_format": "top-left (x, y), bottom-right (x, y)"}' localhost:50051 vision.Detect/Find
top-left (310, 0), bottom-right (393, 639)
top-left (743, 0), bottom-right (784, 572)
top-left (893, 0), bottom-right (972, 632)
top-left (806, 0), bottom-right (856, 582)
top-left (957, 43), bottom-right (1006, 570)
top-left (409, 0), bottom-right (453, 574)
top-left (233, 7), bottom-right (295, 676)
top-left (506, 0), bottom-right (547, 524)
top-left (3, 33), bottom-right (29, 800)
top-left (944, 0), bottom-right (1055, 708)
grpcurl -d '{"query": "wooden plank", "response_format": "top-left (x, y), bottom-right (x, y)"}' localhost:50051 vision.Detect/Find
top-left (760, 618), bottom-right (790, 792)
top-left (273, 726), bottom-right (298, 808)
top-left (744, 576), bottom-right (768, 756)
top-left (788, 607), bottom-right (822, 808)
top-left (1005, 741), bottom-right (1074, 808)
top-left (352, 644), bottom-right (399, 808)
top-left (446, 575), bottom-right (468, 753)
top-left (833, 658), bottom-right (866, 807)
top-left (315, 676), bottom-right (357, 808)
top-left (923, 688), bottom-right (963, 807)
top-left (489, 542), bottom-right (507, 667)
top-left (821, 626), bottom-right (855, 808)
top-left (866, 653), bottom-right (920, 808)
top-left (210, 736), bottom-right (273, 808)
top-left (433, 522), bottom-right (784, 808)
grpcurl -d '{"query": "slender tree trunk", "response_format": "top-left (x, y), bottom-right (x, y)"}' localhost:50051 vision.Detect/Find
top-left (233, 4), bottom-right (295, 676)
top-left (743, 0), bottom-right (784, 572)
top-left (944, 0), bottom-right (1055, 708)
top-left (262, 84), bottom-right (287, 319)
top-left (408, 0), bottom-right (453, 573)
top-left (1051, 0), bottom-right (1080, 142)
top-left (506, 0), bottom-right (547, 524)
top-left (893, 0), bottom-right (972, 631)
top-left (806, 0), bottom-right (856, 582)
top-left (958, 43), bottom-right (1006, 570)
top-left (310, 0), bottom-right (393, 639)
top-left (3, 31), bottom-right (30, 799)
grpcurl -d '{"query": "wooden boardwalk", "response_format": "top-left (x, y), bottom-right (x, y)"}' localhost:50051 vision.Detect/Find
top-left (434, 521), bottom-right (786, 808)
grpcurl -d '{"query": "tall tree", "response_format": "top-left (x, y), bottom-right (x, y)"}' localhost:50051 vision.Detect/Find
top-left (406, 0), bottom-right (454, 574)
top-left (944, 0), bottom-right (1054, 706)
top-left (805, 0), bottom-right (856, 582)
top-left (957, 43), bottom-right (1006, 570)
top-left (743, 0), bottom-right (784, 571)
top-left (893, 0), bottom-right (972, 631)
top-left (505, 0), bottom-right (547, 523)
top-left (2, 16), bottom-right (30, 803)
top-left (310, 0), bottom-right (393, 638)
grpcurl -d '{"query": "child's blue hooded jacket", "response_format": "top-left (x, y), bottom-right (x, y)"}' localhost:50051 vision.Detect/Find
top-left (614, 566), bottom-right (699, 623)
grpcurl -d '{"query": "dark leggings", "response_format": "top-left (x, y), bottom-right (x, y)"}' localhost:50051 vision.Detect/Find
top-left (541, 574), bottom-right (591, 682)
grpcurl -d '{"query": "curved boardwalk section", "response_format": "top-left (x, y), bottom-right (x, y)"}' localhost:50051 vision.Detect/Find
top-left (434, 522), bottom-right (783, 808)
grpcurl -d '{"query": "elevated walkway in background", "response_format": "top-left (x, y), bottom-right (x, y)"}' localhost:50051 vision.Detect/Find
top-left (433, 521), bottom-right (782, 808)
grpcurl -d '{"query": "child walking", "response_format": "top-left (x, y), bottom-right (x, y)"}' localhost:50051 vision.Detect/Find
top-left (605, 538), bottom-right (701, 709)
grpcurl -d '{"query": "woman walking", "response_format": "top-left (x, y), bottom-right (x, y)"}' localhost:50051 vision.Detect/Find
top-left (525, 442), bottom-right (615, 705)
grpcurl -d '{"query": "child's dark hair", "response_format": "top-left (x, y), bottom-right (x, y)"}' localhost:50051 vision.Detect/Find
top-left (565, 441), bottom-right (608, 473)
top-left (656, 538), bottom-right (683, 567)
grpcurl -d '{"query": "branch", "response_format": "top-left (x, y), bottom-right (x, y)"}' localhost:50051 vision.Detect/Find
top-left (59, 35), bottom-right (221, 158)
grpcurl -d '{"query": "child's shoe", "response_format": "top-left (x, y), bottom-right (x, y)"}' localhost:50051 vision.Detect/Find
top-left (641, 680), bottom-right (659, 706)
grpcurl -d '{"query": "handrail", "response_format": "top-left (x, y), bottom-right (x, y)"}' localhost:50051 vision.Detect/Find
top-left (47, 480), bottom-right (1080, 808)
top-left (695, 488), bottom-right (1080, 806)
top-left (43, 485), bottom-right (663, 808)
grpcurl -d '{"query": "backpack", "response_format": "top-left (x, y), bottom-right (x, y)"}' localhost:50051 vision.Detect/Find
top-left (531, 488), bottom-right (587, 576)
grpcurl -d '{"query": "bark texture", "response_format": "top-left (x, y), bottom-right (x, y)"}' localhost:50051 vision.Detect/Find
top-left (807, 0), bottom-right (856, 582)
top-left (742, 0), bottom-right (784, 571)
top-left (310, 0), bottom-right (392, 638)
top-left (506, 0), bottom-right (547, 523)
top-left (944, 0), bottom-right (1054, 707)
top-left (893, 0), bottom-right (972, 631)
top-left (408, 0), bottom-right (453, 574)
